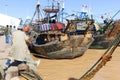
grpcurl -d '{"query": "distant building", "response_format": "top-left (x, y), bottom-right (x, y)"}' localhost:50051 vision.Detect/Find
top-left (0, 13), bottom-right (21, 28)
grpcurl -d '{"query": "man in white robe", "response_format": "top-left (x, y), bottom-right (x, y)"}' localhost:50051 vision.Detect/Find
top-left (4, 26), bottom-right (40, 80)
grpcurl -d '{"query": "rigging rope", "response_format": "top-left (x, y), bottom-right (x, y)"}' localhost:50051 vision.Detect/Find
top-left (20, 69), bottom-right (43, 80)
top-left (79, 33), bottom-right (120, 80)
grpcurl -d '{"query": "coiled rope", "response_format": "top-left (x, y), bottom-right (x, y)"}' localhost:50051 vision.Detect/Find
top-left (79, 33), bottom-right (120, 80)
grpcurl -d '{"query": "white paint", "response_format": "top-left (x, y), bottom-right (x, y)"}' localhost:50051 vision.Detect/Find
top-left (0, 13), bottom-right (21, 29)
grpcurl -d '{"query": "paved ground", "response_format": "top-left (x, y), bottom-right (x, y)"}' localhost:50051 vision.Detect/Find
top-left (0, 35), bottom-right (120, 80)
top-left (0, 36), bottom-right (10, 66)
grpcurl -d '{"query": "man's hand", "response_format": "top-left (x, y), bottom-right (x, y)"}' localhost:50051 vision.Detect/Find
top-left (8, 57), bottom-right (14, 63)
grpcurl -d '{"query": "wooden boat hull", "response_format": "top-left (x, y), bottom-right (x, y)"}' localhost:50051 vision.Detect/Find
top-left (30, 35), bottom-right (94, 59)
top-left (89, 34), bottom-right (112, 49)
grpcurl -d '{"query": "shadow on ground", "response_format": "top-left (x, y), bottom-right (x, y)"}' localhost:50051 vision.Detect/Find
top-left (68, 78), bottom-right (79, 80)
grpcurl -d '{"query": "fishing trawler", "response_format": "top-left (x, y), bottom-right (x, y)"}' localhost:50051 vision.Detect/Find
top-left (89, 10), bottom-right (120, 49)
top-left (27, 0), bottom-right (94, 59)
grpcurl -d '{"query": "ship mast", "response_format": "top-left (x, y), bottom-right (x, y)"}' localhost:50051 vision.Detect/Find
top-left (43, 0), bottom-right (63, 23)
top-left (30, 0), bottom-right (43, 25)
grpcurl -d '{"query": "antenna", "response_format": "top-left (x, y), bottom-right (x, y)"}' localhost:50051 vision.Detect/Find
top-left (36, 0), bottom-right (40, 7)
top-left (62, 0), bottom-right (64, 10)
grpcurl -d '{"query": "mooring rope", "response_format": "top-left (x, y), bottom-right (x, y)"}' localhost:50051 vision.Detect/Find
top-left (79, 33), bottom-right (120, 80)
top-left (20, 69), bottom-right (43, 80)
